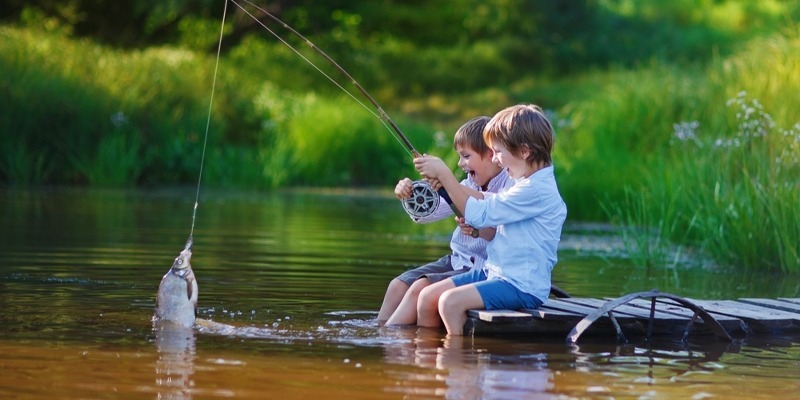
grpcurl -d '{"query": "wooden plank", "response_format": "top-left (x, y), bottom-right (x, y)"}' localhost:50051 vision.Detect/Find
top-left (688, 299), bottom-right (800, 331)
top-left (738, 298), bottom-right (800, 314)
top-left (467, 309), bottom-right (533, 323)
top-left (465, 297), bottom-right (800, 338)
top-left (540, 298), bottom-right (636, 322)
top-left (526, 306), bottom-right (589, 321)
top-left (465, 316), bottom-right (579, 336)
top-left (558, 297), bottom-right (721, 338)
top-left (626, 298), bottom-right (747, 335)
top-left (626, 298), bottom-right (740, 322)
top-left (467, 305), bottom-right (587, 323)
top-left (465, 303), bottom-right (636, 337)
top-left (562, 297), bottom-right (690, 322)
top-left (465, 308), bottom-right (586, 336)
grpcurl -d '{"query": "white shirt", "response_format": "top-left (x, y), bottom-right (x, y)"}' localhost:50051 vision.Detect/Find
top-left (464, 166), bottom-right (567, 302)
top-left (413, 169), bottom-right (512, 271)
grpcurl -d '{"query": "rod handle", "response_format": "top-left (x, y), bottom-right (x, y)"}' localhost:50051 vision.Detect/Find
top-left (437, 187), bottom-right (479, 238)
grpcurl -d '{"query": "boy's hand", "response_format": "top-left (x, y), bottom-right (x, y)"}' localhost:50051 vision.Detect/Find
top-left (426, 177), bottom-right (442, 191)
top-left (414, 155), bottom-right (448, 180)
top-left (455, 217), bottom-right (478, 238)
top-left (394, 178), bottom-right (413, 200)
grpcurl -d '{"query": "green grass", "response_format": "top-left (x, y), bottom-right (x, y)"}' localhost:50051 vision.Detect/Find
top-left (0, 26), bottom-right (425, 188)
top-left (582, 32), bottom-right (800, 272)
top-left (1, 22), bottom-right (798, 272)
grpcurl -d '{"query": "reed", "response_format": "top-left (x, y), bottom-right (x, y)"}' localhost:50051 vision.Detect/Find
top-left (67, 125), bottom-right (143, 186)
top-left (667, 93), bottom-right (800, 272)
top-left (553, 63), bottom-right (711, 221)
top-left (588, 32), bottom-right (800, 272)
top-left (0, 137), bottom-right (54, 185)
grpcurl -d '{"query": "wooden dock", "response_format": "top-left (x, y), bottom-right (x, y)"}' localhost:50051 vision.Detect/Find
top-left (465, 290), bottom-right (800, 342)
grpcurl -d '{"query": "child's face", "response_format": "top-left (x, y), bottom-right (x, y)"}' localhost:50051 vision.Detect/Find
top-left (456, 144), bottom-right (502, 188)
top-left (490, 142), bottom-right (531, 180)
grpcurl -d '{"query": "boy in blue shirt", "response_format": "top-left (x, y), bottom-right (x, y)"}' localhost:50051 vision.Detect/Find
top-left (413, 104), bottom-right (567, 335)
top-left (377, 116), bottom-right (512, 325)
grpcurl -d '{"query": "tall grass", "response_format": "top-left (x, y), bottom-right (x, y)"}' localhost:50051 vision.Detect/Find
top-left (667, 93), bottom-right (800, 272)
top-left (553, 63), bottom-right (714, 221)
top-left (0, 26), bottom-right (427, 188)
top-left (580, 31), bottom-right (800, 272)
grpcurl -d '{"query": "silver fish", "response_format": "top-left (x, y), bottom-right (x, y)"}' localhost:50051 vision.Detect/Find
top-left (154, 238), bottom-right (198, 327)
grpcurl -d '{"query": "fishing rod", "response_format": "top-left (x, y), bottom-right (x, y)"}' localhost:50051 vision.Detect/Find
top-left (231, 0), bottom-right (471, 225)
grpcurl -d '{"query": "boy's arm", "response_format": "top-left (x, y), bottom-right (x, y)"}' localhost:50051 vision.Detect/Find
top-left (414, 155), bottom-right (483, 216)
top-left (455, 217), bottom-right (497, 240)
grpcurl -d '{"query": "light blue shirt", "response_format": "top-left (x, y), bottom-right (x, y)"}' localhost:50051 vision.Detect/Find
top-left (413, 169), bottom-right (512, 271)
top-left (464, 166), bottom-right (567, 303)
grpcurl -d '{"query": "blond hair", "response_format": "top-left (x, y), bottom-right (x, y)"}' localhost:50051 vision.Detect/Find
top-left (483, 104), bottom-right (554, 166)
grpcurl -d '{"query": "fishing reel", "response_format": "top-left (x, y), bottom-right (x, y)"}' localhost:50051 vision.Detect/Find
top-left (401, 180), bottom-right (440, 219)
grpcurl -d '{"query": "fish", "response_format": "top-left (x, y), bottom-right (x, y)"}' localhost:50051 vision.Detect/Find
top-left (154, 237), bottom-right (198, 327)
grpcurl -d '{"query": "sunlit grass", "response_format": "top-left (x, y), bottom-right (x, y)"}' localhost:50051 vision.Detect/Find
top-left (586, 30), bottom-right (800, 272)
top-left (1, 20), bottom-right (798, 272)
top-left (666, 93), bottom-right (800, 272)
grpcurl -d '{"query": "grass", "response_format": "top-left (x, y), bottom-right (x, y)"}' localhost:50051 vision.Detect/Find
top-left (670, 93), bottom-right (800, 272)
top-left (588, 34), bottom-right (800, 271)
top-left (1, 22), bottom-right (798, 272)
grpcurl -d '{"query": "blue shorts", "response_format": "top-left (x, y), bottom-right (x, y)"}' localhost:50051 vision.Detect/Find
top-left (450, 268), bottom-right (544, 310)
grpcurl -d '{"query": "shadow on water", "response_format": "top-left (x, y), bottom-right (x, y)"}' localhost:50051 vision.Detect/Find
top-left (1, 187), bottom-right (800, 399)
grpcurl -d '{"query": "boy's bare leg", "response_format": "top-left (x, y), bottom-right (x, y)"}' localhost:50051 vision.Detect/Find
top-left (385, 278), bottom-right (430, 325)
top-left (416, 279), bottom-right (456, 328)
top-left (377, 278), bottom-right (410, 323)
top-left (439, 284), bottom-right (484, 336)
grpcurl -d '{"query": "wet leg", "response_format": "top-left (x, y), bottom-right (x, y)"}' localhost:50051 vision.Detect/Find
top-left (439, 284), bottom-right (484, 336)
top-left (377, 278), bottom-right (409, 324)
top-left (417, 279), bottom-right (456, 328)
top-left (385, 278), bottom-right (430, 325)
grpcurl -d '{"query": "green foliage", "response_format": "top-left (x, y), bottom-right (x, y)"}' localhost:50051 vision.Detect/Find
top-left (593, 32), bottom-right (800, 272)
top-left (280, 93), bottom-right (420, 186)
top-left (67, 120), bottom-right (144, 186)
top-left (2, 2), bottom-right (799, 273)
top-left (553, 63), bottom-right (711, 221)
top-left (667, 93), bottom-right (800, 272)
top-left (0, 136), bottom-right (54, 185)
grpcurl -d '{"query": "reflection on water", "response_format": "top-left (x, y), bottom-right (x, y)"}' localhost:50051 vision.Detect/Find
top-left (1, 187), bottom-right (799, 399)
top-left (381, 331), bottom-right (556, 398)
top-left (154, 322), bottom-right (196, 400)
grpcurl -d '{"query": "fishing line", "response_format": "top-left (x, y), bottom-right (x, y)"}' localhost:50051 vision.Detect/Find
top-left (219, 1), bottom-right (467, 224)
top-left (188, 0), bottom-right (229, 243)
top-left (230, 0), bottom-right (414, 157)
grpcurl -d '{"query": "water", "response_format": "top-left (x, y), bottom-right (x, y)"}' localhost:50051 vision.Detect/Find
top-left (0, 187), bottom-right (798, 399)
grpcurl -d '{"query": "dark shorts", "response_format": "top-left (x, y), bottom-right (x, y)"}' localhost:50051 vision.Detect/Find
top-left (396, 255), bottom-right (470, 286)
top-left (450, 268), bottom-right (543, 310)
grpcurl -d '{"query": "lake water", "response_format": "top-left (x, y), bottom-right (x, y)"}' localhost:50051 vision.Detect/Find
top-left (1, 187), bottom-right (798, 399)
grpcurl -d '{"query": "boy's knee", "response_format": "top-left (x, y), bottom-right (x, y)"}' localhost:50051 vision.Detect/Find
top-left (387, 278), bottom-right (409, 295)
top-left (408, 278), bottom-right (430, 296)
top-left (418, 285), bottom-right (436, 306)
top-left (438, 290), bottom-right (461, 316)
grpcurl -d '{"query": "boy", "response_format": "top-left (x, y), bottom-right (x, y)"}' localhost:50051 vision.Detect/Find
top-left (377, 116), bottom-right (511, 325)
top-left (413, 104), bottom-right (567, 335)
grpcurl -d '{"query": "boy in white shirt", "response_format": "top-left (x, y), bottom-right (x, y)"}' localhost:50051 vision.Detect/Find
top-left (377, 116), bottom-right (512, 325)
top-left (413, 104), bottom-right (567, 335)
